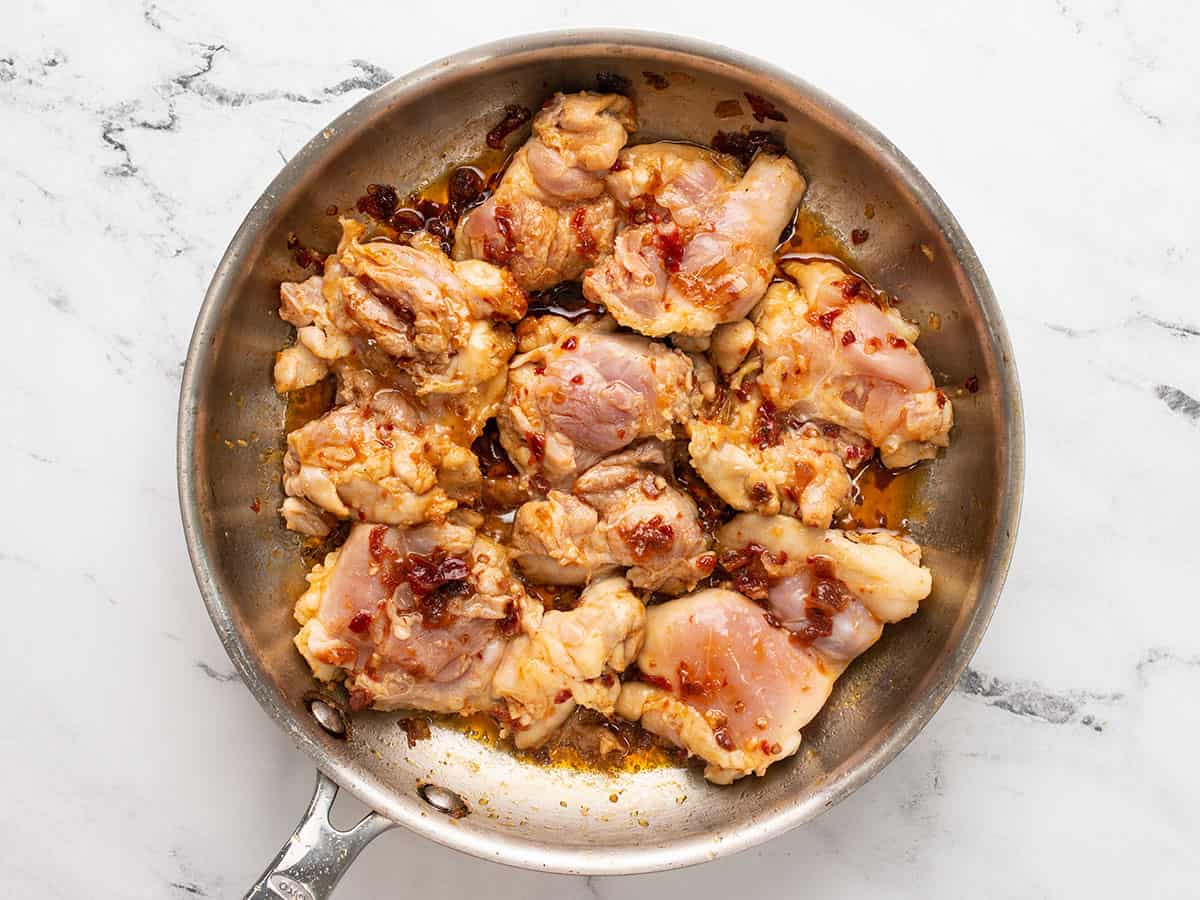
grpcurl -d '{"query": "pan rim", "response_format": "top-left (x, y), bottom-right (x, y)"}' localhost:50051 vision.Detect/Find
top-left (177, 27), bottom-right (1024, 875)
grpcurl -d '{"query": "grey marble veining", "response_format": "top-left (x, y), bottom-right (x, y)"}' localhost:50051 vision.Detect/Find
top-left (2, 2), bottom-right (1197, 897)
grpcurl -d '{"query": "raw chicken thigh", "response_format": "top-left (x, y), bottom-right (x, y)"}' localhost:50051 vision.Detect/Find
top-left (455, 92), bottom-right (638, 291)
top-left (615, 589), bottom-right (821, 783)
top-left (688, 383), bottom-right (867, 528)
top-left (492, 576), bottom-right (645, 748)
top-left (511, 442), bottom-right (715, 593)
top-left (717, 513), bottom-right (931, 624)
top-left (616, 513), bottom-right (931, 782)
top-left (281, 389), bottom-right (480, 536)
top-left (584, 143), bottom-right (805, 337)
top-left (277, 219), bottom-right (524, 397)
top-left (293, 516), bottom-right (532, 713)
top-left (755, 260), bottom-right (952, 468)
top-left (498, 320), bottom-right (695, 488)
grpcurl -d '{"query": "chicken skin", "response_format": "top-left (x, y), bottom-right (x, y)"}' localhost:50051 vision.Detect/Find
top-left (511, 441), bottom-right (715, 593)
top-left (584, 143), bottom-right (805, 337)
top-left (755, 261), bottom-right (952, 468)
top-left (616, 513), bottom-right (931, 782)
top-left (492, 576), bottom-right (644, 748)
top-left (293, 516), bottom-right (533, 713)
top-left (455, 92), bottom-right (638, 291)
top-left (498, 320), bottom-right (695, 488)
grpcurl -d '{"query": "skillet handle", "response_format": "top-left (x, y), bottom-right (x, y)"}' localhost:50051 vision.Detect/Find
top-left (245, 771), bottom-right (395, 900)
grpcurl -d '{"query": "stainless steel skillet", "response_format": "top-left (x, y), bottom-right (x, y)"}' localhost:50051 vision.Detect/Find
top-left (177, 29), bottom-right (1023, 898)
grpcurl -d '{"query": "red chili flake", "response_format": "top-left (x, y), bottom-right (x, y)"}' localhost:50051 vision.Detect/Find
top-left (424, 211), bottom-right (453, 241)
top-left (655, 226), bottom-right (686, 273)
top-left (401, 552), bottom-right (468, 599)
top-left (569, 373), bottom-right (584, 385)
top-left (744, 92), bottom-right (787, 123)
top-left (485, 104), bottom-right (531, 149)
top-left (696, 552), bottom-right (718, 573)
top-left (402, 551), bottom-right (471, 628)
top-left (348, 611), bottom-right (373, 633)
top-left (965, 375), bottom-right (980, 393)
top-left (398, 717), bottom-right (431, 748)
top-left (752, 397), bottom-right (780, 449)
top-left (817, 308), bottom-right (843, 330)
top-left (499, 601), bottom-right (520, 636)
top-left (643, 70), bottom-right (669, 90)
top-left (554, 688), bottom-right (573, 704)
top-left (887, 334), bottom-right (907, 349)
top-left (619, 515), bottom-right (675, 562)
top-left (775, 557), bottom-right (855, 646)
top-left (415, 197), bottom-right (443, 220)
top-left (533, 364), bottom-right (546, 377)
top-left (389, 208), bottom-right (424, 233)
top-left (640, 672), bottom-right (674, 692)
top-left (286, 232), bottom-right (326, 271)
top-left (356, 183), bottom-right (400, 220)
top-left (851, 228), bottom-right (870, 245)
top-left (569, 206), bottom-right (597, 258)
top-left (596, 71), bottom-right (632, 94)
top-left (711, 129), bottom-right (785, 167)
top-left (525, 431), bottom-right (546, 463)
top-left (720, 542), bottom-right (764, 571)
top-left (749, 482), bottom-right (771, 504)
top-left (368, 526), bottom-right (390, 565)
top-left (249, 498), bottom-right (261, 513)
top-left (561, 336), bottom-right (578, 351)
top-left (718, 543), bottom-right (770, 600)
top-left (713, 724), bottom-right (735, 752)
top-left (678, 661), bottom-right (724, 698)
top-left (447, 166), bottom-right (485, 214)
top-left (838, 278), bottom-right (864, 300)
top-left (806, 554), bottom-right (837, 580)
top-left (936, 390), bottom-right (947, 409)
top-left (357, 510), bottom-right (366, 521)
top-left (482, 204), bottom-right (516, 265)
top-left (864, 337), bottom-right (882, 355)
top-left (841, 330), bottom-right (856, 346)
top-left (673, 460), bottom-right (726, 534)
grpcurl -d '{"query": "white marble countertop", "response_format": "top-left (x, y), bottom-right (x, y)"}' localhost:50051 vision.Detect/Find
top-left (4, 2), bottom-right (1197, 897)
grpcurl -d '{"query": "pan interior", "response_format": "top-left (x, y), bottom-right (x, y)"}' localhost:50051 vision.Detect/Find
top-left (180, 33), bottom-right (1020, 874)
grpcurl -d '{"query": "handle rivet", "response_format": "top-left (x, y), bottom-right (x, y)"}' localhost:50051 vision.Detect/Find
top-left (419, 784), bottom-right (469, 818)
top-left (306, 696), bottom-right (347, 737)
